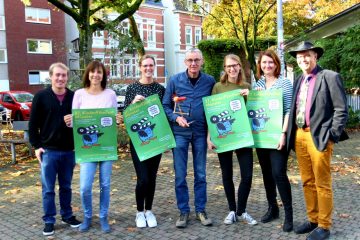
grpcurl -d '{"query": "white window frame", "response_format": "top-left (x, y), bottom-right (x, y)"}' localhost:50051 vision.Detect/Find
top-left (147, 20), bottom-right (156, 48)
top-left (25, 7), bottom-right (51, 24)
top-left (185, 26), bottom-right (193, 48)
top-left (0, 49), bottom-right (7, 63)
top-left (204, 2), bottom-right (211, 14)
top-left (195, 27), bottom-right (202, 45)
top-left (137, 23), bottom-right (144, 40)
top-left (28, 70), bottom-right (49, 85)
top-left (92, 30), bottom-right (105, 47)
top-left (27, 39), bottom-right (52, 54)
top-left (122, 21), bottom-right (129, 35)
top-left (187, 0), bottom-right (193, 11)
top-left (0, 16), bottom-right (5, 30)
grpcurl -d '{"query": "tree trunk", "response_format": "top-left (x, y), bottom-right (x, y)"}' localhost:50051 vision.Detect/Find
top-left (129, 16), bottom-right (145, 57)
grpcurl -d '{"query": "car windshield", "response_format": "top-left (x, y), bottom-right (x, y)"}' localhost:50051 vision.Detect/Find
top-left (12, 93), bottom-right (34, 103)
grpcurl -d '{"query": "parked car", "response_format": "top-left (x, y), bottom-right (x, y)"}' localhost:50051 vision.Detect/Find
top-left (114, 86), bottom-right (128, 112)
top-left (0, 91), bottom-right (34, 120)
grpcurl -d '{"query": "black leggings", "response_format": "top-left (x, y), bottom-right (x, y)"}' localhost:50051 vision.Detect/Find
top-left (256, 148), bottom-right (292, 211)
top-left (130, 142), bottom-right (161, 212)
top-left (218, 147), bottom-right (253, 215)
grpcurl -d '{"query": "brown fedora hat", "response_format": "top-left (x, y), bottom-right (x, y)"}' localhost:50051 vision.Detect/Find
top-left (288, 41), bottom-right (324, 59)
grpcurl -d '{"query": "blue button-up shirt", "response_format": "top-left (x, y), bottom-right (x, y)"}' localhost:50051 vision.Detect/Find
top-left (163, 71), bottom-right (215, 136)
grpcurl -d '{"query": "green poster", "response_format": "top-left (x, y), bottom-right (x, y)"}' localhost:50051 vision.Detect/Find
top-left (72, 108), bottom-right (118, 163)
top-left (123, 94), bottom-right (176, 161)
top-left (203, 89), bottom-right (254, 153)
top-left (246, 90), bottom-right (283, 149)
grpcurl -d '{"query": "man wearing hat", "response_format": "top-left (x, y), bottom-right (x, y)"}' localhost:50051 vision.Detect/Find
top-left (287, 41), bottom-right (348, 240)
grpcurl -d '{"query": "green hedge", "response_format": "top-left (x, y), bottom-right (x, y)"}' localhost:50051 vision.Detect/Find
top-left (198, 38), bottom-right (277, 81)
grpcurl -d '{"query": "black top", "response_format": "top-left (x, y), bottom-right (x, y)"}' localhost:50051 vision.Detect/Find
top-left (29, 87), bottom-right (74, 150)
top-left (124, 81), bottom-right (165, 110)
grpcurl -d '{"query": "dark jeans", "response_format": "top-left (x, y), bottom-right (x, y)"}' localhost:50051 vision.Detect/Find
top-left (256, 148), bottom-right (292, 211)
top-left (130, 143), bottom-right (161, 212)
top-left (41, 149), bottom-right (75, 224)
top-left (218, 147), bottom-right (253, 215)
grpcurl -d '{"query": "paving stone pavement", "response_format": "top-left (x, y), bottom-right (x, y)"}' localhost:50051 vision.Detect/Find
top-left (0, 132), bottom-right (359, 240)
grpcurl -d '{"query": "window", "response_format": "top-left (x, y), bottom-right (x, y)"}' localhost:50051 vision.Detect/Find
top-left (123, 59), bottom-right (132, 77)
top-left (185, 26), bottom-right (192, 46)
top-left (147, 21), bottom-right (156, 48)
top-left (28, 70), bottom-right (49, 85)
top-left (187, 0), bottom-right (193, 11)
top-left (110, 59), bottom-right (120, 78)
top-left (27, 39), bottom-right (52, 54)
top-left (25, 7), bottom-right (51, 24)
top-left (204, 2), bottom-right (211, 14)
top-left (0, 16), bottom-right (5, 30)
top-left (0, 49), bottom-right (7, 63)
top-left (93, 30), bottom-right (104, 47)
top-left (195, 27), bottom-right (202, 45)
top-left (122, 22), bottom-right (129, 35)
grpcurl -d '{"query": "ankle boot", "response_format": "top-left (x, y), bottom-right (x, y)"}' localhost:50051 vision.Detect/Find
top-left (283, 208), bottom-right (293, 232)
top-left (261, 204), bottom-right (279, 223)
top-left (79, 217), bottom-right (91, 232)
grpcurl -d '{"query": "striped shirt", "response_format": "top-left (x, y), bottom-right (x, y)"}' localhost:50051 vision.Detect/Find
top-left (255, 77), bottom-right (293, 116)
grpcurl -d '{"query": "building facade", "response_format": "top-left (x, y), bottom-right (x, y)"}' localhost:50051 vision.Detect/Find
top-left (2, 0), bottom-right (66, 93)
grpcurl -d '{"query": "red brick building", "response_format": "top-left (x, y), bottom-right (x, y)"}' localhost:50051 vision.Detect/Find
top-left (3, 0), bottom-right (66, 93)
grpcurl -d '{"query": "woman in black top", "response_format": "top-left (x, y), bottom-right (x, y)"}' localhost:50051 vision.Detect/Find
top-left (124, 55), bottom-right (165, 228)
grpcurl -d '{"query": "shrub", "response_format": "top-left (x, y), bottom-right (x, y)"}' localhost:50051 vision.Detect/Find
top-left (346, 106), bottom-right (360, 129)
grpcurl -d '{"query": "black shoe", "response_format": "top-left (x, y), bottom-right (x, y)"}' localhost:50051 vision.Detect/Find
top-left (283, 218), bottom-right (293, 232)
top-left (306, 227), bottom-right (330, 240)
top-left (62, 216), bottom-right (81, 228)
top-left (295, 221), bottom-right (318, 234)
top-left (261, 205), bottom-right (279, 223)
top-left (283, 208), bottom-right (293, 232)
top-left (43, 223), bottom-right (54, 236)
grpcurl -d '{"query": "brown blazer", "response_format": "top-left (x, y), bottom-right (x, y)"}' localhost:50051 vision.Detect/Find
top-left (287, 66), bottom-right (349, 152)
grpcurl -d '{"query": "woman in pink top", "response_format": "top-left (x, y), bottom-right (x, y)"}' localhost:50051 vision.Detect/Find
top-left (71, 61), bottom-right (117, 233)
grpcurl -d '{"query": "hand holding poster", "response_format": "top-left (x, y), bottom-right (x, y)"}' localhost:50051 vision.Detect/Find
top-left (73, 108), bottom-right (118, 163)
top-left (246, 90), bottom-right (283, 148)
top-left (203, 89), bottom-right (254, 153)
top-left (123, 94), bottom-right (176, 161)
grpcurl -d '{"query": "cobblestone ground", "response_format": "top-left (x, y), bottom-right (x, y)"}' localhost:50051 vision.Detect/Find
top-left (0, 132), bottom-right (359, 240)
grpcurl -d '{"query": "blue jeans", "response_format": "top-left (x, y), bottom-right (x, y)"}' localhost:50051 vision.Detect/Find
top-left (173, 134), bottom-right (207, 213)
top-left (41, 149), bottom-right (75, 224)
top-left (80, 161), bottom-right (113, 218)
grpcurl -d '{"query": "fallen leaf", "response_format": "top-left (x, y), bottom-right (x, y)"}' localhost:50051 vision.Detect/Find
top-left (339, 213), bottom-right (351, 218)
top-left (214, 185), bottom-right (224, 191)
top-left (9, 171), bottom-right (26, 177)
top-left (10, 199), bottom-right (16, 203)
top-left (0, 206), bottom-right (5, 209)
top-left (5, 188), bottom-right (21, 195)
top-left (126, 227), bottom-right (137, 232)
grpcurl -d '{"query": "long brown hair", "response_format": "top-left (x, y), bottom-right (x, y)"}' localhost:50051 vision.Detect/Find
top-left (220, 54), bottom-right (246, 85)
top-left (82, 60), bottom-right (107, 89)
top-left (256, 49), bottom-right (281, 79)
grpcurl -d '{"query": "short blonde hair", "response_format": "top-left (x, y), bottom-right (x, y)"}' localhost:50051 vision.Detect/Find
top-left (49, 62), bottom-right (69, 77)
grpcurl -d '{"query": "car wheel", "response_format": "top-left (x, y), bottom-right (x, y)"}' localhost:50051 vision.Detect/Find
top-left (15, 111), bottom-right (23, 121)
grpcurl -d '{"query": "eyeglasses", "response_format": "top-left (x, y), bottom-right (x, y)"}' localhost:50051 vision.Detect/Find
top-left (142, 64), bottom-right (154, 68)
top-left (224, 64), bottom-right (240, 70)
top-left (185, 58), bottom-right (202, 64)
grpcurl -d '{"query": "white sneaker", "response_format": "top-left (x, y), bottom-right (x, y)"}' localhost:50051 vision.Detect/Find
top-left (239, 212), bottom-right (258, 225)
top-left (135, 212), bottom-right (147, 228)
top-left (145, 210), bottom-right (157, 228)
top-left (224, 211), bottom-right (237, 225)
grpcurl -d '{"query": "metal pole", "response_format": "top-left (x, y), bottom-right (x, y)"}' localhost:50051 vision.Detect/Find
top-left (277, 0), bottom-right (285, 78)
